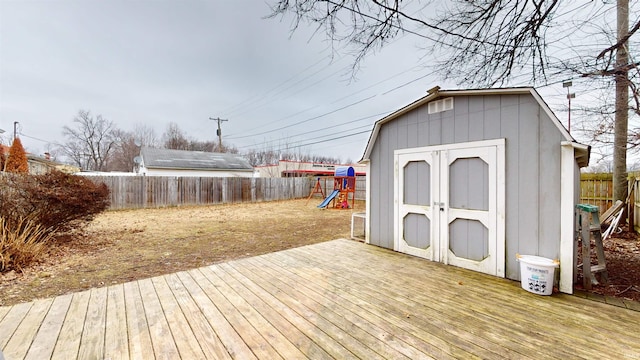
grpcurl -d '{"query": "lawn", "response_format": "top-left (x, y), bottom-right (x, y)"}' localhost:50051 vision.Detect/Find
top-left (0, 199), bottom-right (360, 306)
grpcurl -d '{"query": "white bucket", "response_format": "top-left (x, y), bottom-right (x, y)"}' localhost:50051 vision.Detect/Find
top-left (516, 255), bottom-right (559, 295)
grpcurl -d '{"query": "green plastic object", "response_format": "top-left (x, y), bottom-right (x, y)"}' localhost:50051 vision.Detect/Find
top-left (576, 204), bottom-right (599, 213)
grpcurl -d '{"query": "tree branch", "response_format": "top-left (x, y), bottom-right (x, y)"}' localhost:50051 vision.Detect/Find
top-left (597, 19), bottom-right (640, 59)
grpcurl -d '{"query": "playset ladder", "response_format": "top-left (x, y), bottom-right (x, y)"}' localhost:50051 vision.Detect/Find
top-left (576, 204), bottom-right (609, 290)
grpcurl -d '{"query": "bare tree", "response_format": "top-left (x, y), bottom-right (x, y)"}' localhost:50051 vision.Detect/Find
top-left (269, 0), bottom-right (639, 201)
top-left (133, 123), bottom-right (160, 148)
top-left (188, 139), bottom-right (216, 152)
top-left (161, 122), bottom-right (240, 153)
top-left (243, 144), bottom-right (341, 167)
top-left (214, 142), bottom-right (239, 153)
top-left (108, 129), bottom-right (138, 172)
top-left (61, 110), bottom-right (117, 171)
top-left (162, 122), bottom-right (190, 150)
top-left (108, 124), bottom-right (160, 172)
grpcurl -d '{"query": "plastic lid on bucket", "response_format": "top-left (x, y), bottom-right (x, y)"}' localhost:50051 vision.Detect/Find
top-left (516, 254), bottom-right (559, 268)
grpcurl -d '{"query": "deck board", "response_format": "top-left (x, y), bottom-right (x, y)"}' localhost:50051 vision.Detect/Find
top-left (24, 294), bottom-right (72, 360)
top-left (105, 284), bottom-right (130, 360)
top-left (252, 252), bottom-right (504, 359)
top-left (219, 262), bottom-right (392, 360)
top-left (50, 291), bottom-right (90, 360)
top-left (290, 241), bottom-right (580, 357)
top-left (163, 273), bottom-right (232, 359)
top-left (77, 286), bottom-right (108, 360)
top-left (0, 301), bottom-right (32, 350)
top-left (253, 253), bottom-right (443, 360)
top-left (300, 239), bottom-right (622, 358)
top-left (195, 266), bottom-right (283, 359)
top-left (197, 266), bottom-right (331, 359)
top-left (3, 298), bottom-right (53, 360)
top-left (122, 281), bottom-right (154, 359)
top-left (0, 305), bottom-right (10, 323)
top-left (176, 270), bottom-right (257, 359)
top-left (317, 239), bottom-right (640, 355)
top-left (150, 276), bottom-right (206, 359)
top-left (195, 267), bottom-right (304, 359)
top-left (1, 238), bottom-right (640, 359)
top-left (269, 247), bottom-right (516, 359)
top-left (232, 256), bottom-right (429, 360)
top-left (137, 277), bottom-right (180, 359)
top-left (202, 265), bottom-right (358, 360)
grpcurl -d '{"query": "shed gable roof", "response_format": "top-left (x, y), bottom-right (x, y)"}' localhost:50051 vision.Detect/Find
top-left (140, 147), bottom-right (253, 171)
top-left (360, 87), bottom-right (589, 167)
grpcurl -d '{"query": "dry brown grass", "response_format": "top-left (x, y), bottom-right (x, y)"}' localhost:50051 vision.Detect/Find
top-left (0, 198), bottom-right (361, 306)
top-left (0, 217), bottom-right (53, 273)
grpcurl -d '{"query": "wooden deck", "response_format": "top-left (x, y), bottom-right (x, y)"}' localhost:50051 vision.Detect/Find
top-left (1, 239), bottom-right (639, 359)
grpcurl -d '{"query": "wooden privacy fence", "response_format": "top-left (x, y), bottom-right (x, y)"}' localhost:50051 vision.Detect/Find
top-left (580, 173), bottom-right (640, 232)
top-left (88, 176), bottom-right (314, 210)
top-left (580, 173), bottom-right (614, 215)
top-left (634, 178), bottom-right (640, 232)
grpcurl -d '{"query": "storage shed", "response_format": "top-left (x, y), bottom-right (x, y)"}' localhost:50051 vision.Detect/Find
top-left (360, 87), bottom-right (590, 294)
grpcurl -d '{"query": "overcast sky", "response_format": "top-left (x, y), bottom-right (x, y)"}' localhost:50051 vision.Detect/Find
top-left (0, 0), bottom-right (592, 164)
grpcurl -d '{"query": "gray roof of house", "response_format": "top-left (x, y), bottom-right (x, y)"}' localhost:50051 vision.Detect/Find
top-left (140, 147), bottom-right (254, 171)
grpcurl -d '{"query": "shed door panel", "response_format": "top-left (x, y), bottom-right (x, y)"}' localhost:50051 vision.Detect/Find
top-left (442, 146), bottom-right (498, 275)
top-left (396, 141), bottom-right (504, 277)
top-left (397, 152), bottom-right (437, 260)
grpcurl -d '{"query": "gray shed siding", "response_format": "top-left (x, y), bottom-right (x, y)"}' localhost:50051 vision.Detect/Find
top-left (369, 94), bottom-right (565, 280)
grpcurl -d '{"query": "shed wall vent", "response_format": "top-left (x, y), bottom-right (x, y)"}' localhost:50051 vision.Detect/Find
top-left (428, 97), bottom-right (454, 114)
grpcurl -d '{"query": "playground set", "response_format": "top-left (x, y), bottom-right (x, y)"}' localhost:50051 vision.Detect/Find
top-left (307, 166), bottom-right (357, 209)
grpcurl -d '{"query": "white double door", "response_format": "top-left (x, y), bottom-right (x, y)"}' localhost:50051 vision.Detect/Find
top-left (394, 140), bottom-right (505, 277)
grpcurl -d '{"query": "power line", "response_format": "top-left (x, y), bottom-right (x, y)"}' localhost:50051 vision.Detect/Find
top-left (19, 132), bottom-right (59, 145)
top-left (220, 52), bottom-right (335, 117)
top-left (225, 62), bottom-right (425, 139)
top-left (225, 59), bottom-right (435, 142)
top-left (235, 111), bottom-right (390, 150)
top-left (261, 129), bottom-right (372, 153)
top-left (226, 94), bottom-right (377, 140)
top-left (239, 123), bottom-right (375, 151)
top-left (224, 58), bottom-right (342, 119)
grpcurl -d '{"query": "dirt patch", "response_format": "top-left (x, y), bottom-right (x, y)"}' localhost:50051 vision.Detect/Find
top-left (575, 226), bottom-right (640, 302)
top-left (0, 199), bottom-right (360, 306)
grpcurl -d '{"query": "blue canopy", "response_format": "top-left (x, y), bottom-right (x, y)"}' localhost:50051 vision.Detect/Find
top-left (335, 166), bottom-right (355, 177)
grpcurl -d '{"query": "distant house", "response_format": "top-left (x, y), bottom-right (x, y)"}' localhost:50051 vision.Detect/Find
top-left (0, 146), bottom-right (78, 174)
top-left (255, 160), bottom-right (366, 178)
top-left (27, 153), bottom-right (80, 175)
top-left (137, 147), bottom-right (255, 177)
top-left (26, 154), bottom-right (57, 174)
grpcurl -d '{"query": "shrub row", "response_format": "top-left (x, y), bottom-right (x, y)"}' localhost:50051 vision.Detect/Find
top-left (0, 171), bottom-right (110, 272)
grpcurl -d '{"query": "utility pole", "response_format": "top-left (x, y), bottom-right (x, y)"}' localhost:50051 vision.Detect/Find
top-left (208, 117), bottom-right (228, 151)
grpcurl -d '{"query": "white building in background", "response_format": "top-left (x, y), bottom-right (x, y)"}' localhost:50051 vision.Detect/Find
top-left (137, 147), bottom-right (256, 177)
top-left (255, 159), bottom-right (366, 178)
